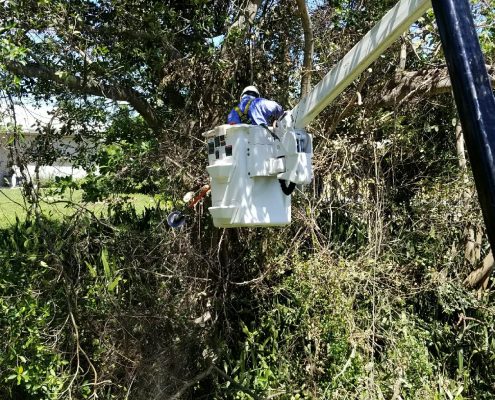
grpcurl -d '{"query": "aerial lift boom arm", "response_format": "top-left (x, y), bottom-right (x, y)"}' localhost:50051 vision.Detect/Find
top-left (273, 0), bottom-right (431, 189)
top-left (289, 0), bottom-right (431, 129)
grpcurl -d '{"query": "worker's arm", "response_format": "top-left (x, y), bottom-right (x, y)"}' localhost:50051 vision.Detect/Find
top-left (227, 107), bottom-right (241, 124)
top-left (258, 99), bottom-right (283, 122)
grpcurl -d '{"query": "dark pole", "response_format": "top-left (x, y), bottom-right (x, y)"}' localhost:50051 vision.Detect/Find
top-left (432, 0), bottom-right (495, 251)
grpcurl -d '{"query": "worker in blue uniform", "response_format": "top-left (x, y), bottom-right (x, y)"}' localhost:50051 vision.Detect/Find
top-left (227, 86), bottom-right (284, 126)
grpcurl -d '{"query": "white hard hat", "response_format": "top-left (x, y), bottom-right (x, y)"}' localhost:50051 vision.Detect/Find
top-left (241, 85), bottom-right (260, 98)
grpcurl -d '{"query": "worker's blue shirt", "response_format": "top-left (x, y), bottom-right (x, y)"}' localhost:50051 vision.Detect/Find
top-left (227, 95), bottom-right (283, 125)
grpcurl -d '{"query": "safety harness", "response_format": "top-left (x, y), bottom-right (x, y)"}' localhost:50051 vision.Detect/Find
top-left (234, 98), bottom-right (254, 124)
top-left (234, 98), bottom-right (281, 141)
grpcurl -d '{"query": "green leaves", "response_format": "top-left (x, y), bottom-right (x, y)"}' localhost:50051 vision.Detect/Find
top-left (0, 228), bottom-right (67, 399)
top-left (101, 247), bottom-right (122, 293)
top-left (85, 261), bottom-right (97, 279)
top-left (101, 247), bottom-right (111, 280)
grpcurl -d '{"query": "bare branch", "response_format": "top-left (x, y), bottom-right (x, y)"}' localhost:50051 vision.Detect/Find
top-left (327, 65), bottom-right (494, 134)
top-left (169, 365), bottom-right (213, 400)
top-left (464, 251), bottom-right (494, 289)
top-left (379, 65), bottom-right (495, 108)
top-left (227, 0), bottom-right (262, 34)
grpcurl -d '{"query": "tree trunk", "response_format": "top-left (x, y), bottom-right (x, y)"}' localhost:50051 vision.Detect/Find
top-left (228, 0), bottom-right (262, 33)
top-left (464, 251), bottom-right (494, 289)
top-left (398, 34), bottom-right (407, 73)
top-left (296, 0), bottom-right (314, 98)
top-left (455, 120), bottom-right (480, 266)
top-left (456, 120), bottom-right (485, 267)
top-left (456, 119), bottom-right (492, 289)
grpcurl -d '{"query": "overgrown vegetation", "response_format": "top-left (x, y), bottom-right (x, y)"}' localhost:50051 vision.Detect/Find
top-left (1, 0), bottom-right (495, 399)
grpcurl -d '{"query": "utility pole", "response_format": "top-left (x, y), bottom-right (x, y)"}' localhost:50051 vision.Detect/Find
top-left (432, 0), bottom-right (495, 251)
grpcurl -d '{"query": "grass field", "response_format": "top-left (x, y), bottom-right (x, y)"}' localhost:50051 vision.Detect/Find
top-left (0, 188), bottom-right (159, 228)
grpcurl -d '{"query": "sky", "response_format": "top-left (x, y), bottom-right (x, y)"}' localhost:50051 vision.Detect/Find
top-left (0, 103), bottom-right (57, 130)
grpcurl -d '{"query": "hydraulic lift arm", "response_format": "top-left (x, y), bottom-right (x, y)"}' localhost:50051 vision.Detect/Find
top-left (289, 0), bottom-right (431, 130)
top-left (273, 0), bottom-right (432, 187)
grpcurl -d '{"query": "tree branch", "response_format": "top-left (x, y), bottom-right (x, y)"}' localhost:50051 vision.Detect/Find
top-left (227, 0), bottom-right (262, 34)
top-left (169, 365), bottom-right (213, 400)
top-left (464, 250), bottom-right (494, 289)
top-left (5, 61), bottom-right (161, 131)
top-left (323, 65), bottom-right (494, 135)
top-left (379, 65), bottom-right (495, 108)
top-left (296, 0), bottom-right (314, 98)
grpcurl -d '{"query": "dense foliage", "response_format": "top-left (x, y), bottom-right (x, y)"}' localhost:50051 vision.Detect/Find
top-left (1, 0), bottom-right (495, 399)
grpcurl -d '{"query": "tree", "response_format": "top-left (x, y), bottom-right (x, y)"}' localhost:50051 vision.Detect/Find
top-left (1, 0), bottom-right (231, 131)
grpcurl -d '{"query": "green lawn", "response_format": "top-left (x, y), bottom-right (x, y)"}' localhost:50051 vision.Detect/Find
top-left (0, 188), bottom-right (159, 228)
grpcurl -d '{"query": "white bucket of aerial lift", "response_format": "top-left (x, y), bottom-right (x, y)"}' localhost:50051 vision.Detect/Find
top-left (202, 122), bottom-right (313, 228)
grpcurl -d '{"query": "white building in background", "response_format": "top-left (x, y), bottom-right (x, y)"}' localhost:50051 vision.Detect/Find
top-left (0, 104), bottom-right (88, 187)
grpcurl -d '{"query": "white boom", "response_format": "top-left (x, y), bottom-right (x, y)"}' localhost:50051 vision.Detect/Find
top-left (290, 0), bottom-right (431, 129)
